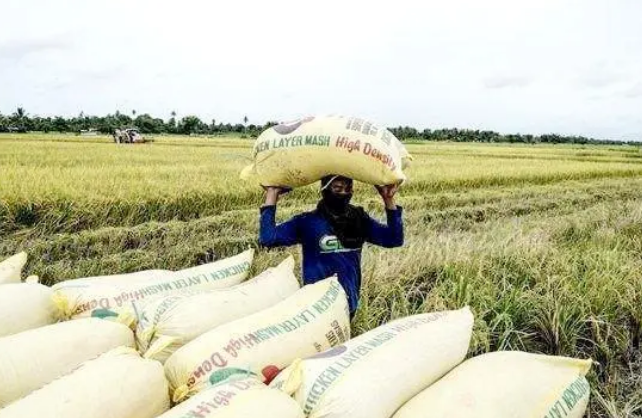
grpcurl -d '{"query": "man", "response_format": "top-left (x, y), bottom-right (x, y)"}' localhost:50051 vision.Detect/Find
top-left (258, 175), bottom-right (404, 318)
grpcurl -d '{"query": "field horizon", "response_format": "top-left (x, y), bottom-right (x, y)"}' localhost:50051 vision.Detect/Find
top-left (1, 133), bottom-right (642, 417)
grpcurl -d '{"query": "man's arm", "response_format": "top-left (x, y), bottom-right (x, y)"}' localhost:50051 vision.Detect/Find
top-left (258, 187), bottom-right (299, 247)
top-left (365, 184), bottom-right (404, 248)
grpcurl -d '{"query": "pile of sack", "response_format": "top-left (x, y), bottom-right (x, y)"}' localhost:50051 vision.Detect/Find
top-left (0, 245), bottom-right (593, 418)
top-left (0, 249), bottom-right (348, 417)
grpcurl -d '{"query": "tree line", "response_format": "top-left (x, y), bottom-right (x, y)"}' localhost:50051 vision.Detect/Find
top-left (1, 107), bottom-right (639, 145)
top-left (387, 126), bottom-right (640, 146)
top-left (0, 108), bottom-right (270, 137)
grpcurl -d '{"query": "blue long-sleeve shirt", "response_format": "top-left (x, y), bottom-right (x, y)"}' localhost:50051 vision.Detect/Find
top-left (258, 205), bottom-right (404, 316)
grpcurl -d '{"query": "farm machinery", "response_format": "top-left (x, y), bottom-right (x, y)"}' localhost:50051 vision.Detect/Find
top-left (112, 128), bottom-right (148, 144)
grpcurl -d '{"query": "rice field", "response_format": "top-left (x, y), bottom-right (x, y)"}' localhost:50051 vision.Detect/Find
top-left (1, 133), bottom-right (642, 417)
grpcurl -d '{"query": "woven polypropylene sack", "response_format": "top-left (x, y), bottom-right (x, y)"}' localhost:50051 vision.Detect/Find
top-left (156, 375), bottom-right (304, 418)
top-left (137, 256), bottom-right (300, 363)
top-left (270, 307), bottom-right (474, 418)
top-left (0, 283), bottom-right (56, 338)
top-left (240, 115), bottom-right (411, 188)
top-left (0, 252), bottom-right (27, 285)
top-left (0, 347), bottom-right (169, 418)
top-left (59, 269), bottom-right (174, 286)
top-left (392, 351), bottom-right (592, 418)
top-left (0, 318), bottom-right (134, 407)
top-left (51, 249), bottom-right (254, 323)
top-left (165, 277), bottom-right (350, 403)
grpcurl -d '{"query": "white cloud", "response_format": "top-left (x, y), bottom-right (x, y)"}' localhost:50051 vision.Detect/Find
top-left (0, 0), bottom-right (641, 140)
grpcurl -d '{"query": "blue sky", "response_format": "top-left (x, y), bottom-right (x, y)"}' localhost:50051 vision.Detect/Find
top-left (1, 0), bottom-right (641, 140)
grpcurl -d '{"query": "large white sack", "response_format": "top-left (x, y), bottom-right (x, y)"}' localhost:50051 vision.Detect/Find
top-left (137, 256), bottom-right (301, 363)
top-left (392, 351), bottom-right (592, 418)
top-left (0, 318), bottom-right (135, 407)
top-left (52, 249), bottom-right (254, 323)
top-left (240, 115), bottom-right (411, 188)
top-left (156, 375), bottom-right (304, 418)
top-left (270, 307), bottom-right (474, 418)
top-left (0, 347), bottom-right (169, 418)
top-left (165, 277), bottom-right (350, 403)
top-left (60, 269), bottom-right (174, 286)
top-left (0, 252), bottom-right (27, 285)
top-left (0, 283), bottom-right (56, 337)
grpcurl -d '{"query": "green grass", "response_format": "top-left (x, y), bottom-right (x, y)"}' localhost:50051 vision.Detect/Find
top-left (1, 133), bottom-right (642, 417)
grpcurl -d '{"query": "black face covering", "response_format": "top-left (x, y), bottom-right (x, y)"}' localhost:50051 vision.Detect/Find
top-left (321, 189), bottom-right (353, 213)
top-left (316, 179), bottom-right (368, 249)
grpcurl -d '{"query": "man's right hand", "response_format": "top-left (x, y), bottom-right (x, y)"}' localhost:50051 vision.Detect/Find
top-left (262, 186), bottom-right (291, 206)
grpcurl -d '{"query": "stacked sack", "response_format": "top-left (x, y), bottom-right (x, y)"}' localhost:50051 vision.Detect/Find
top-left (51, 249), bottom-right (255, 325)
top-left (0, 348), bottom-right (169, 418)
top-left (270, 307), bottom-right (474, 418)
top-left (0, 318), bottom-right (134, 406)
top-left (392, 351), bottom-right (592, 418)
top-left (0, 252), bottom-right (27, 285)
top-left (156, 375), bottom-right (303, 418)
top-left (136, 256), bottom-right (301, 363)
top-left (0, 248), bottom-right (280, 415)
top-left (240, 115), bottom-right (412, 188)
top-left (0, 248), bottom-right (593, 418)
top-left (165, 276), bottom-right (351, 402)
top-left (270, 306), bottom-right (593, 418)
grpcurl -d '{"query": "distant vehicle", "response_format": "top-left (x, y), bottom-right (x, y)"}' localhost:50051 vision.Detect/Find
top-left (6, 126), bottom-right (27, 133)
top-left (113, 128), bottom-right (147, 144)
top-left (80, 128), bottom-right (99, 136)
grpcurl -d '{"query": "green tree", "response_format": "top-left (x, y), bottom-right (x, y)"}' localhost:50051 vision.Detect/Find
top-left (178, 115), bottom-right (204, 135)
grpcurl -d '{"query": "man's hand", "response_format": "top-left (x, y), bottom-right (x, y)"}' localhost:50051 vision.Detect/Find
top-left (375, 184), bottom-right (399, 210)
top-left (262, 186), bottom-right (292, 206)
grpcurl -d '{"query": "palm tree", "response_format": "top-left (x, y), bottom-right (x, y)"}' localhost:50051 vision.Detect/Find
top-left (12, 107), bottom-right (27, 129)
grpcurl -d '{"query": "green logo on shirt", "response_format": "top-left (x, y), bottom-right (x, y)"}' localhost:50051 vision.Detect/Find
top-left (320, 235), bottom-right (345, 253)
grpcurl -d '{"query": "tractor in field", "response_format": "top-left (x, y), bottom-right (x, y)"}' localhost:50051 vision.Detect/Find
top-left (113, 128), bottom-right (146, 144)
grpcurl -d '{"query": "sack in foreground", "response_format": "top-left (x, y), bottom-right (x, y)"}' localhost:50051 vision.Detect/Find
top-left (0, 283), bottom-right (56, 338)
top-left (392, 351), bottom-right (592, 418)
top-left (156, 375), bottom-right (303, 418)
top-left (0, 252), bottom-right (27, 285)
top-left (240, 115), bottom-right (411, 188)
top-left (270, 307), bottom-right (474, 418)
top-left (51, 249), bottom-right (254, 323)
top-left (0, 348), bottom-right (169, 418)
top-left (0, 318), bottom-right (134, 407)
top-left (165, 277), bottom-right (350, 403)
top-left (138, 256), bottom-right (300, 363)
top-left (58, 269), bottom-right (174, 287)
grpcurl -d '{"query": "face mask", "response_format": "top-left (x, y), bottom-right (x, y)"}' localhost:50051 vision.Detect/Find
top-left (322, 190), bottom-right (352, 213)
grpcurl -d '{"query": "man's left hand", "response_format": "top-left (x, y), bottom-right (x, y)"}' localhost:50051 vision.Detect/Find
top-left (375, 184), bottom-right (399, 209)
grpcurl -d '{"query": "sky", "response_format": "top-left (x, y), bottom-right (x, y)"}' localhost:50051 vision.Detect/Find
top-left (1, 0), bottom-right (641, 141)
